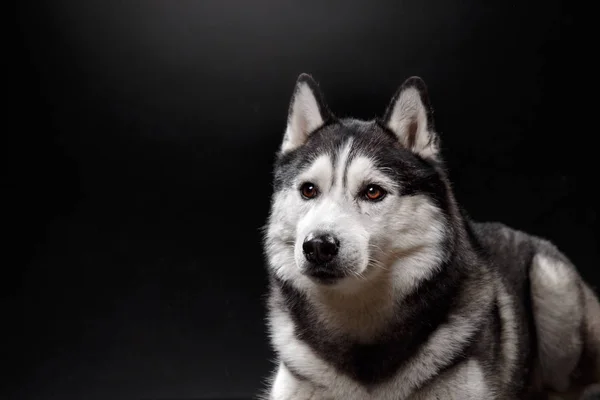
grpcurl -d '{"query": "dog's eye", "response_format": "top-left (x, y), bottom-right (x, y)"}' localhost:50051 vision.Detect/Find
top-left (300, 182), bottom-right (318, 199)
top-left (364, 184), bottom-right (386, 201)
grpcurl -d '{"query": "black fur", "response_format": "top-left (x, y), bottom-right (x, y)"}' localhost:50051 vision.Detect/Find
top-left (272, 256), bottom-right (465, 386)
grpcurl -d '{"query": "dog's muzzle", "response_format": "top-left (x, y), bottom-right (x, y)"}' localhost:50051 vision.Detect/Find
top-left (302, 232), bottom-right (344, 283)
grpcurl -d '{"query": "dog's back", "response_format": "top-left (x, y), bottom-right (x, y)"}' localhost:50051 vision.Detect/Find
top-left (472, 221), bottom-right (600, 398)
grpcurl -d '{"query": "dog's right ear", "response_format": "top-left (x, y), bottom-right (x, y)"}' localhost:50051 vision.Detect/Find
top-left (280, 74), bottom-right (334, 154)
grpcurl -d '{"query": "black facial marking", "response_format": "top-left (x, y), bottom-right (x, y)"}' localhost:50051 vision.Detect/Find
top-left (273, 118), bottom-right (452, 214)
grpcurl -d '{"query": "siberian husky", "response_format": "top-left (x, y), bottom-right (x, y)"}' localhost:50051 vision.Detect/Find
top-left (262, 74), bottom-right (600, 399)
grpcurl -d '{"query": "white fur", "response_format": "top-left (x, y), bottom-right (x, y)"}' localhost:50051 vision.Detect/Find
top-left (497, 281), bottom-right (519, 385)
top-left (385, 195), bottom-right (447, 297)
top-left (270, 363), bottom-right (319, 400)
top-left (281, 82), bottom-right (325, 153)
top-left (530, 253), bottom-right (583, 392)
top-left (386, 87), bottom-right (438, 159)
top-left (334, 140), bottom-right (354, 193)
top-left (407, 360), bottom-right (491, 400)
top-left (296, 154), bottom-right (333, 193)
top-left (345, 156), bottom-right (397, 199)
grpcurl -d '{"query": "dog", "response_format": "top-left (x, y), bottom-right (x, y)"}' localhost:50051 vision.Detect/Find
top-left (262, 74), bottom-right (600, 399)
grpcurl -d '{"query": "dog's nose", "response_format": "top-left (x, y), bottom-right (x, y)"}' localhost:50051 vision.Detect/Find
top-left (303, 234), bottom-right (340, 264)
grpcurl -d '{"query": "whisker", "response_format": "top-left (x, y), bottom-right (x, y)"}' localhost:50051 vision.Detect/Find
top-left (368, 258), bottom-right (390, 271)
top-left (350, 269), bottom-right (367, 281)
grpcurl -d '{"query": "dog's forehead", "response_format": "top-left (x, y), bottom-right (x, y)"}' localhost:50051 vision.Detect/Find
top-left (306, 119), bottom-right (394, 160)
top-left (273, 119), bottom-right (405, 190)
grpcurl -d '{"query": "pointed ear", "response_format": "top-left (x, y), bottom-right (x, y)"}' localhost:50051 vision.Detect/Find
top-left (280, 73), bottom-right (334, 154)
top-left (382, 76), bottom-right (439, 159)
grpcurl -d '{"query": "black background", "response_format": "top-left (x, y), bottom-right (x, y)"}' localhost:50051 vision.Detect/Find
top-left (7, 1), bottom-right (598, 399)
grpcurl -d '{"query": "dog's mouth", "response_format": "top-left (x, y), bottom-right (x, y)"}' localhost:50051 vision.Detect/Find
top-left (303, 265), bottom-right (347, 284)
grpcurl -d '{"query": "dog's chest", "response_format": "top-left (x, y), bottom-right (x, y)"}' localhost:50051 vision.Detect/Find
top-left (271, 314), bottom-right (403, 400)
top-left (272, 305), bottom-right (454, 391)
top-left (271, 308), bottom-right (483, 400)
top-left (281, 300), bottom-right (455, 385)
top-left (294, 324), bottom-right (431, 385)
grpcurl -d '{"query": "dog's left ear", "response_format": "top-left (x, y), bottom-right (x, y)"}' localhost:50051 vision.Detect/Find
top-left (280, 73), bottom-right (334, 154)
top-left (383, 77), bottom-right (439, 159)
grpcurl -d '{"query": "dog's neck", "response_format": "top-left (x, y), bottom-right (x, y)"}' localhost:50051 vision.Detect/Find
top-left (309, 268), bottom-right (398, 339)
top-left (291, 242), bottom-right (452, 341)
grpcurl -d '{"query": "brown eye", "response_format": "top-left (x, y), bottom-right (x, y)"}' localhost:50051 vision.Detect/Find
top-left (300, 182), bottom-right (318, 199)
top-left (364, 184), bottom-right (386, 201)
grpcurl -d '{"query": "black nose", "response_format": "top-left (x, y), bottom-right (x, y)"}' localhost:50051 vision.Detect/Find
top-left (303, 234), bottom-right (340, 264)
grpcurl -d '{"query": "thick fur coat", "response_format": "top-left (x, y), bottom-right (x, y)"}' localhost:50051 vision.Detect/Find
top-left (262, 74), bottom-right (600, 399)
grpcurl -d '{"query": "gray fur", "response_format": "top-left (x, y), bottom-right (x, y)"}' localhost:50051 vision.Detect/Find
top-left (262, 74), bottom-right (600, 399)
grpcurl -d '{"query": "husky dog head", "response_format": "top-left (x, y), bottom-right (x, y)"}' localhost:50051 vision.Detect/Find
top-left (265, 74), bottom-right (454, 294)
